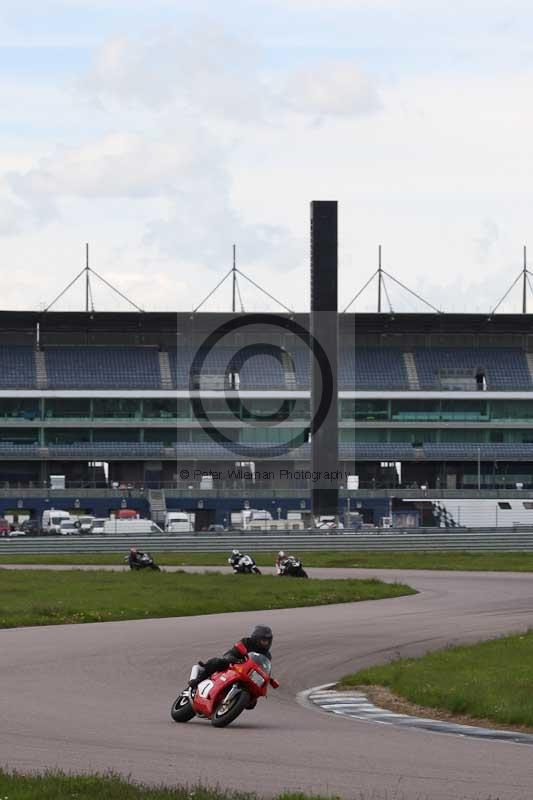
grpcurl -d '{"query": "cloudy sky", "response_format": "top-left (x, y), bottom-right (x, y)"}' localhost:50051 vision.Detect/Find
top-left (0, 0), bottom-right (532, 313)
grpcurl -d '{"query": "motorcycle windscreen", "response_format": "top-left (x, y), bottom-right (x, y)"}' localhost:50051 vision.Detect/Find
top-left (247, 652), bottom-right (271, 676)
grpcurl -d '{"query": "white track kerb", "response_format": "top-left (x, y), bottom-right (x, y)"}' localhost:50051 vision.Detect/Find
top-left (299, 683), bottom-right (533, 747)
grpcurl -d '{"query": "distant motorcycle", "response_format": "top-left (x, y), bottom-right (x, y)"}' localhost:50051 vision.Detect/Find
top-left (124, 552), bottom-right (161, 571)
top-left (279, 556), bottom-right (308, 578)
top-left (228, 553), bottom-right (262, 575)
top-left (171, 645), bottom-right (279, 728)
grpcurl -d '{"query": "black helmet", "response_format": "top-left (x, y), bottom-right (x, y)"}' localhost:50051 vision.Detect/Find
top-left (250, 624), bottom-right (273, 649)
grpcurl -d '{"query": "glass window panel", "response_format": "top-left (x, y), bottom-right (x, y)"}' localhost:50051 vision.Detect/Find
top-left (45, 398), bottom-right (90, 419)
top-left (0, 399), bottom-right (41, 420)
top-left (354, 401), bottom-right (388, 421)
top-left (93, 399), bottom-right (140, 419)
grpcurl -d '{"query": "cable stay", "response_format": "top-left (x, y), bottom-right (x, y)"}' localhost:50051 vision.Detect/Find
top-left (489, 246), bottom-right (533, 315)
top-left (193, 244), bottom-right (294, 314)
top-left (44, 244), bottom-right (144, 313)
top-left (343, 246), bottom-right (442, 313)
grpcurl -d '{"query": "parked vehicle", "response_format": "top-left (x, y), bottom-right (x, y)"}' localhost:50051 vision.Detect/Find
top-left (59, 520), bottom-right (79, 536)
top-left (208, 524), bottom-right (224, 533)
top-left (103, 518), bottom-right (163, 536)
top-left (76, 515), bottom-right (95, 533)
top-left (41, 509), bottom-right (71, 535)
top-left (7, 529), bottom-right (26, 538)
top-left (165, 511), bottom-right (194, 533)
top-left (407, 497), bottom-right (533, 529)
top-left (89, 518), bottom-right (107, 535)
top-left (170, 645), bottom-right (279, 728)
top-left (0, 518), bottom-right (10, 537)
top-left (20, 519), bottom-right (40, 536)
top-left (242, 509), bottom-right (273, 530)
top-left (315, 516), bottom-right (344, 530)
top-left (116, 508), bottom-right (139, 519)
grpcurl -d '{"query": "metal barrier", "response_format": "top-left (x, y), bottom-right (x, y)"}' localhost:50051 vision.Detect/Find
top-left (2, 529), bottom-right (533, 554)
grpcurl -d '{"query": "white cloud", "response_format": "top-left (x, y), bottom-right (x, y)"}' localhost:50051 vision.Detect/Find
top-left (81, 28), bottom-right (267, 120)
top-left (3, 125), bottom-right (303, 273)
top-left (0, 24), bottom-right (378, 278)
top-left (279, 61), bottom-right (381, 117)
top-left (474, 219), bottom-right (500, 264)
top-left (0, 7), bottom-right (531, 313)
top-left (6, 131), bottom-right (217, 199)
top-left (81, 27), bottom-right (381, 122)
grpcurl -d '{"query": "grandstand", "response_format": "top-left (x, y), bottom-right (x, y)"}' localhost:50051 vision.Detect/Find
top-left (1, 309), bottom-right (533, 526)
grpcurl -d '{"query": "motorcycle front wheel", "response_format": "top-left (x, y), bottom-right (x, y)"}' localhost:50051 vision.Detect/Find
top-left (171, 692), bottom-right (196, 723)
top-left (211, 687), bottom-right (251, 728)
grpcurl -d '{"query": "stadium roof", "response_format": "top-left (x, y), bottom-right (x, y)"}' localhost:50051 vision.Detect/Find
top-left (0, 309), bottom-right (532, 342)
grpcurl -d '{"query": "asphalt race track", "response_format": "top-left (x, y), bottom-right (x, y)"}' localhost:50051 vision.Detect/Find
top-left (2, 567), bottom-right (533, 799)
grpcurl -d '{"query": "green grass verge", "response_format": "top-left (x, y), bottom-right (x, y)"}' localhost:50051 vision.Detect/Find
top-left (0, 569), bottom-right (414, 628)
top-left (3, 550), bottom-right (533, 571)
top-left (0, 770), bottom-right (335, 800)
top-left (339, 630), bottom-right (533, 728)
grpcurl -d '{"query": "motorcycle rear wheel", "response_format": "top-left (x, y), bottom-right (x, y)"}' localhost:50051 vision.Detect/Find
top-left (211, 687), bottom-right (251, 728)
top-left (171, 692), bottom-right (195, 722)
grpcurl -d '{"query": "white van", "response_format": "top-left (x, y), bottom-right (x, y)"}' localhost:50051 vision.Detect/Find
top-left (75, 515), bottom-right (94, 533)
top-left (103, 518), bottom-right (164, 536)
top-left (241, 509), bottom-right (273, 530)
top-left (89, 518), bottom-right (106, 535)
top-left (59, 519), bottom-right (79, 536)
top-left (164, 511), bottom-right (194, 533)
top-left (41, 509), bottom-right (71, 535)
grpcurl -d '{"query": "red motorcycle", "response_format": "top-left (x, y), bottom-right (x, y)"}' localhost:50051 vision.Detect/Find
top-left (170, 643), bottom-right (279, 728)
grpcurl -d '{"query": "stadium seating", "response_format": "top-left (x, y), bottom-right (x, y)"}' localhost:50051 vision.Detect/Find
top-left (352, 348), bottom-right (406, 389)
top-left (238, 352), bottom-right (285, 388)
top-left (340, 348), bottom-right (355, 389)
top-left (290, 350), bottom-right (310, 388)
top-left (48, 442), bottom-right (165, 458)
top-left (348, 443), bottom-right (417, 460)
top-left (0, 346), bottom-right (36, 388)
top-left (169, 347), bottom-right (287, 389)
top-left (169, 442), bottom-right (357, 459)
top-left (424, 443), bottom-right (533, 460)
top-left (1, 342), bottom-right (532, 393)
top-left (289, 347), bottom-right (402, 390)
top-left (45, 347), bottom-right (161, 389)
top-left (0, 443), bottom-right (39, 454)
top-left (414, 348), bottom-right (531, 390)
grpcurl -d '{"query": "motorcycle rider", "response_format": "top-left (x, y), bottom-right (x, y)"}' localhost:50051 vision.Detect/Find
top-left (188, 624), bottom-right (273, 690)
top-left (279, 554), bottom-right (307, 577)
top-left (126, 547), bottom-right (160, 570)
top-left (275, 550), bottom-right (287, 574)
top-left (228, 549), bottom-right (243, 569)
top-left (228, 550), bottom-right (260, 573)
top-left (127, 546), bottom-right (144, 569)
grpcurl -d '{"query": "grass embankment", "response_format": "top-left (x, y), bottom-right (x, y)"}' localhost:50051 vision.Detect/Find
top-left (0, 771), bottom-right (329, 800)
top-left (3, 550), bottom-right (533, 571)
top-left (0, 569), bottom-right (414, 628)
top-left (339, 630), bottom-right (533, 729)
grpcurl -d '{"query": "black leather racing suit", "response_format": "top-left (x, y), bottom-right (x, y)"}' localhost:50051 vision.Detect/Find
top-left (190, 637), bottom-right (272, 687)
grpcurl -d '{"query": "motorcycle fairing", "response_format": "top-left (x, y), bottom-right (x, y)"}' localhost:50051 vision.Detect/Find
top-left (192, 667), bottom-right (243, 717)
